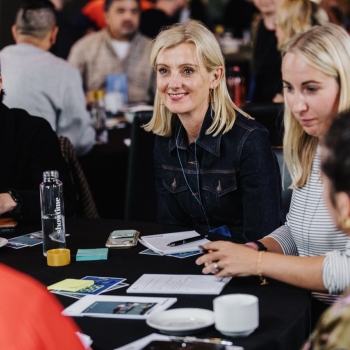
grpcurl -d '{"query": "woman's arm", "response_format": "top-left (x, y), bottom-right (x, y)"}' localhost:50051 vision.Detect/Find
top-left (196, 241), bottom-right (326, 291)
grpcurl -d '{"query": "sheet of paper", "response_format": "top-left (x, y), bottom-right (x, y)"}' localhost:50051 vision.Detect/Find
top-left (48, 279), bottom-right (94, 292)
top-left (114, 333), bottom-right (244, 350)
top-left (139, 231), bottom-right (210, 255)
top-left (127, 274), bottom-right (231, 295)
top-left (63, 295), bottom-right (177, 320)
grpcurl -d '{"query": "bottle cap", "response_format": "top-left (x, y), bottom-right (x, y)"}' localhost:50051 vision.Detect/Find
top-left (43, 170), bottom-right (59, 182)
top-left (47, 248), bottom-right (70, 267)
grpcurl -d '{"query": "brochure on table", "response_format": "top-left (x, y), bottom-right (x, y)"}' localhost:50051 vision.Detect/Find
top-left (127, 274), bottom-right (231, 295)
top-left (139, 231), bottom-right (210, 255)
top-left (63, 295), bottom-right (177, 320)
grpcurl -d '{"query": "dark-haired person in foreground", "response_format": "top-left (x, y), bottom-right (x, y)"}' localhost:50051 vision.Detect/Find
top-left (68, 0), bottom-right (155, 104)
top-left (0, 65), bottom-right (76, 224)
top-left (302, 110), bottom-right (350, 348)
top-left (0, 0), bottom-right (95, 157)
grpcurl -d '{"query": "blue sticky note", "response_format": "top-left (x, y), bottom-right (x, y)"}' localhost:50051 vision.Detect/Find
top-left (76, 248), bottom-right (108, 261)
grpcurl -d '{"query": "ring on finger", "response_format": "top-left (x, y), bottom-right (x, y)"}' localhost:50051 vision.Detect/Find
top-left (214, 262), bottom-right (220, 272)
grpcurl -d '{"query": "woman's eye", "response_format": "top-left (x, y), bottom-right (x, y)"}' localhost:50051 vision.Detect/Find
top-left (184, 68), bottom-right (194, 74)
top-left (158, 68), bottom-right (167, 74)
top-left (283, 84), bottom-right (293, 92)
top-left (306, 86), bottom-right (318, 93)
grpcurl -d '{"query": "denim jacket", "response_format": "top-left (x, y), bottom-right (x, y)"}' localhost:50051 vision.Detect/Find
top-left (154, 108), bottom-right (282, 242)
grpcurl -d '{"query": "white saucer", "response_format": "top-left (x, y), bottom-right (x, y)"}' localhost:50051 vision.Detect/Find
top-left (0, 237), bottom-right (8, 248)
top-left (218, 328), bottom-right (256, 337)
top-left (146, 308), bottom-right (214, 336)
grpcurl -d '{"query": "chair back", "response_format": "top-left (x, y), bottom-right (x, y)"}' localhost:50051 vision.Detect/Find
top-left (272, 146), bottom-right (292, 222)
top-left (241, 103), bottom-right (284, 146)
top-left (125, 112), bottom-right (157, 222)
top-left (58, 136), bottom-right (99, 218)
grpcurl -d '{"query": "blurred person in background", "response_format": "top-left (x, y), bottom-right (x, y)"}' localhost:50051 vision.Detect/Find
top-left (223, 0), bottom-right (258, 38)
top-left (49, 0), bottom-right (79, 59)
top-left (248, 0), bottom-right (283, 104)
top-left (0, 0), bottom-right (95, 157)
top-left (0, 60), bottom-right (76, 224)
top-left (140, 0), bottom-right (187, 39)
top-left (68, 0), bottom-right (156, 104)
top-left (272, 0), bottom-right (329, 102)
top-left (321, 0), bottom-right (350, 31)
top-left (275, 0), bottom-right (329, 51)
top-left (73, 0), bottom-right (155, 36)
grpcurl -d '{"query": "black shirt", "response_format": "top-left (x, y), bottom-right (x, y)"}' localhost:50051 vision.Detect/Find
top-left (250, 20), bottom-right (282, 103)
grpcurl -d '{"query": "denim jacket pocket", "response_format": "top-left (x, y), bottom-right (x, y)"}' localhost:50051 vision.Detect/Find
top-left (162, 174), bottom-right (188, 194)
top-left (202, 173), bottom-right (240, 221)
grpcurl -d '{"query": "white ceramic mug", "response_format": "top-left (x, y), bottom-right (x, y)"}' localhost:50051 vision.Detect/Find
top-left (213, 294), bottom-right (259, 337)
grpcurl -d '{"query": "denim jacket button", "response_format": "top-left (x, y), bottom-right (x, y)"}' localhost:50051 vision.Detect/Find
top-left (216, 180), bottom-right (222, 193)
top-left (171, 178), bottom-right (177, 190)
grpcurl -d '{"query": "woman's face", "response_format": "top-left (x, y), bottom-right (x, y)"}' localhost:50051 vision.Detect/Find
top-left (155, 43), bottom-right (222, 121)
top-left (282, 52), bottom-right (340, 139)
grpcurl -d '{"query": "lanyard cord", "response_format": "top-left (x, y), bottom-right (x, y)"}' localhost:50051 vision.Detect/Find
top-left (175, 124), bottom-right (211, 231)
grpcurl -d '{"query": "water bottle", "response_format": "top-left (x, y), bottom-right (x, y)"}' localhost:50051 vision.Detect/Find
top-left (40, 170), bottom-right (66, 256)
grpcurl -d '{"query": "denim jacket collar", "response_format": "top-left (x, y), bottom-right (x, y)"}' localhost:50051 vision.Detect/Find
top-left (168, 107), bottom-right (222, 157)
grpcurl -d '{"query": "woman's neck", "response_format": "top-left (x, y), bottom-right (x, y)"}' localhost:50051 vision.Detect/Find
top-left (177, 104), bottom-right (208, 143)
top-left (263, 13), bottom-right (276, 31)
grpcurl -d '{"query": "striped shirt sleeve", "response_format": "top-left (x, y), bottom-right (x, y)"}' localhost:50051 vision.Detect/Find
top-left (267, 221), bottom-right (299, 256)
top-left (323, 240), bottom-right (350, 294)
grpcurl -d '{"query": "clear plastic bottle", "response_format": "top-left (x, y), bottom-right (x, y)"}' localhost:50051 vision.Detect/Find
top-left (40, 170), bottom-right (66, 256)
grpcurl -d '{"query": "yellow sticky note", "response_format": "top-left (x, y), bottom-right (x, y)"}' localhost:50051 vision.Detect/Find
top-left (47, 279), bottom-right (94, 292)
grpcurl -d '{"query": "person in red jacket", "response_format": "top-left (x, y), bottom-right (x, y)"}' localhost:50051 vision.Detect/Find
top-left (0, 263), bottom-right (90, 349)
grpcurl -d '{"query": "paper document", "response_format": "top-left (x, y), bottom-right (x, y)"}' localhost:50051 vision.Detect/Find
top-left (114, 333), bottom-right (244, 350)
top-left (127, 274), bottom-right (231, 295)
top-left (139, 231), bottom-right (210, 255)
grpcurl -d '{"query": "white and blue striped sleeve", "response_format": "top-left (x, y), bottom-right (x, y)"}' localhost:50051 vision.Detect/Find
top-left (267, 223), bottom-right (299, 256)
top-left (323, 239), bottom-right (350, 294)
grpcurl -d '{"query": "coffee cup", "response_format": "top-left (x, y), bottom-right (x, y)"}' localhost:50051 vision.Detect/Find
top-left (213, 294), bottom-right (259, 337)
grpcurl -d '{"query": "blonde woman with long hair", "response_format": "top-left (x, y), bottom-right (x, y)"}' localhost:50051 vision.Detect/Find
top-left (275, 0), bottom-right (329, 50)
top-left (197, 23), bottom-right (350, 326)
top-left (145, 20), bottom-right (282, 241)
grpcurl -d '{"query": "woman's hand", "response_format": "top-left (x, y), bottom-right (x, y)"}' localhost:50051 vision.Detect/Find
top-left (196, 241), bottom-right (259, 277)
top-left (0, 193), bottom-right (17, 215)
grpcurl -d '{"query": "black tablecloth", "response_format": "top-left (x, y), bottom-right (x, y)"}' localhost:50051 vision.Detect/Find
top-left (1, 218), bottom-right (311, 350)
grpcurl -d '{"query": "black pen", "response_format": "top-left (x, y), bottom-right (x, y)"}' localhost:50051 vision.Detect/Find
top-left (167, 235), bottom-right (208, 247)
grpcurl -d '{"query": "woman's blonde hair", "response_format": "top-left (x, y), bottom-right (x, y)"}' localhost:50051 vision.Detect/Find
top-left (144, 20), bottom-right (250, 137)
top-left (276, 0), bottom-right (329, 50)
top-left (282, 23), bottom-right (350, 188)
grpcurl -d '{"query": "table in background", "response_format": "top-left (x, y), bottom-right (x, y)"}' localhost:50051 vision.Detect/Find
top-left (2, 218), bottom-right (311, 350)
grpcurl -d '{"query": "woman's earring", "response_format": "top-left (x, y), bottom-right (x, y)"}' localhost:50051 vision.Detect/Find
top-left (342, 217), bottom-right (350, 229)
